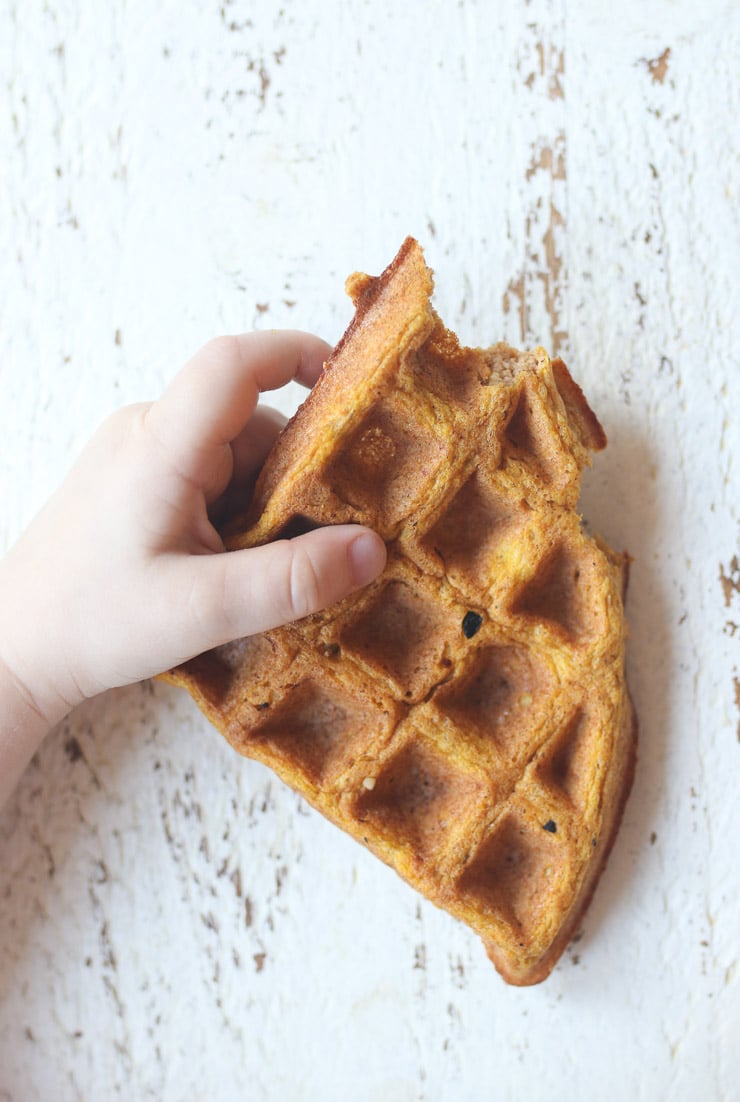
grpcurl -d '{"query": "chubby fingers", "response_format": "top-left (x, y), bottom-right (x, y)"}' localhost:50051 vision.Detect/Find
top-left (228, 405), bottom-right (288, 485)
top-left (172, 526), bottom-right (387, 652)
top-left (146, 331), bottom-right (332, 471)
top-left (208, 405), bottom-right (287, 520)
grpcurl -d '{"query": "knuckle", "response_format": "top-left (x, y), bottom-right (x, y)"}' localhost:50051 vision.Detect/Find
top-left (287, 542), bottom-right (322, 621)
top-left (186, 567), bottom-right (227, 648)
top-left (202, 334), bottom-right (239, 364)
top-left (97, 403), bottom-right (140, 442)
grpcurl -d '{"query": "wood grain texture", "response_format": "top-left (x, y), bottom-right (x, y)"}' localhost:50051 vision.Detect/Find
top-left (1, 0), bottom-right (738, 1098)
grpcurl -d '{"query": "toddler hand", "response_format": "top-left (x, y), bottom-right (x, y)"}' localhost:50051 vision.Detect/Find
top-left (0, 332), bottom-right (386, 754)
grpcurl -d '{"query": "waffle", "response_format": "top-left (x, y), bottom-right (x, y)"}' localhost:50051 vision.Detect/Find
top-left (164, 238), bottom-right (636, 986)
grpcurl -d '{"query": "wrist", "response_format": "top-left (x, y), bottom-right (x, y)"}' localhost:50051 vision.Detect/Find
top-left (0, 554), bottom-right (78, 730)
top-left (0, 651), bottom-right (57, 808)
top-left (0, 547), bottom-right (79, 806)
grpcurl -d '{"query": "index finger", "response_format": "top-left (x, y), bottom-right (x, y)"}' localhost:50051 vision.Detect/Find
top-left (146, 331), bottom-right (332, 459)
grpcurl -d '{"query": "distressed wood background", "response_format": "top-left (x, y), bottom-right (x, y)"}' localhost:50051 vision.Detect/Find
top-left (1, 1), bottom-right (739, 1098)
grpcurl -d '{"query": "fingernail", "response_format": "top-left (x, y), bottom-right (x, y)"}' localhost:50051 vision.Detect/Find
top-left (348, 532), bottom-right (386, 587)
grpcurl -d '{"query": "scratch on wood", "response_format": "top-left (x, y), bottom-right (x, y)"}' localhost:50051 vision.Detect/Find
top-left (503, 272), bottom-right (526, 339)
top-left (539, 200), bottom-right (566, 351)
top-left (449, 954), bottom-right (466, 988)
top-left (548, 44), bottom-right (564, 99)
top-left (61, 724), bottom-right (101, 788)
top-left (275, 865), bottom-right (287, 895)
top-left (100, 920), bottom-right (118, 971)
top-left (525, 144), bottom-right (565, 181)
top-left (256, 64), bottom-right (270, 107)
top-left (201, 911), bottom-right (219, 933)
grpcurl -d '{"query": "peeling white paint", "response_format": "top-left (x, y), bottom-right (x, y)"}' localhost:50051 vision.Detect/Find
top-left (1, 1), bottom-right (739, 1099)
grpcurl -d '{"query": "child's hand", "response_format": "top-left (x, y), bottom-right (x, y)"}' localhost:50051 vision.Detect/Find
top-left (0, 332), bottom-right (386, 778)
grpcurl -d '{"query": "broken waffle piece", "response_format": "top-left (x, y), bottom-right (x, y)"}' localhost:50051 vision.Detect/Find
top-left (163, 237), bottom-right (636, 986)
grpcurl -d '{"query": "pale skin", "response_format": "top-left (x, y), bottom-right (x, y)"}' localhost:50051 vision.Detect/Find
top-left (0, 332), bottom-right (387, 808)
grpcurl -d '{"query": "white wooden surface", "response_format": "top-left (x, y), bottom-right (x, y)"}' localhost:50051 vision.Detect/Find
top-left (1, 1), bottom-right (739, 1098)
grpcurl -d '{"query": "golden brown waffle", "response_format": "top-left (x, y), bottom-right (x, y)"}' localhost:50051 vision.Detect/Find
top-left (164, 238), bottom-right (636, 986)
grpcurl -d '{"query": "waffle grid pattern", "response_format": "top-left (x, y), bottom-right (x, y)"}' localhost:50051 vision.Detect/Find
top-left (167, 240), bottom-right (632, 984)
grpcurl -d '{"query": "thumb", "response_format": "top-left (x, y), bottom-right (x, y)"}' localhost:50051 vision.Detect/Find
top-left (179, 526), bottom-right (387, 649)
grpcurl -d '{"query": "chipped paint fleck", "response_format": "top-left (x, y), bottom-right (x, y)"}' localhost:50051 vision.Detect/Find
top-left (720, 556), bottom-right (740, 608)
top-left (643, 47), bottom-right (671, 85)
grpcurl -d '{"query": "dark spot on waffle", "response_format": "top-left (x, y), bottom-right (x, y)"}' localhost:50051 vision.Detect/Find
top-left (542, 819), bottom-right (557, 833)
top-left (462, 611), bottom-right (483, 638)
top-left (319, 642), bottom-right (340, 658)
top-left (458, 812), bottom-right (566, 935)
top-left (255, 702), bottom-right (270, 711)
